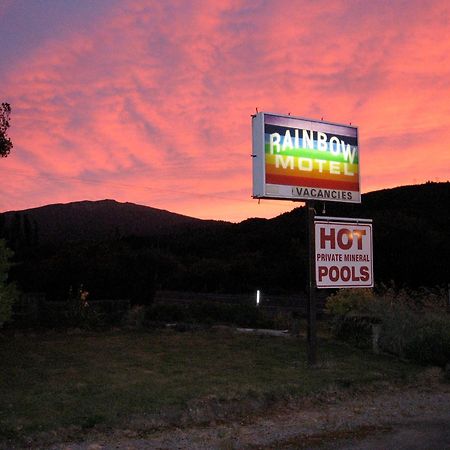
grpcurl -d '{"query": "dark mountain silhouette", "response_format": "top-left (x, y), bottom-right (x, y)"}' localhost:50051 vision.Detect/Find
top-left (0, 199), bottom-right (219, 243)
top-left (1, 182), bottom-right (448, 299)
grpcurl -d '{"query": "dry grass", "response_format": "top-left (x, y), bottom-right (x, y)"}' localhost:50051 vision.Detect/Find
top-left (0, 328), bottom-right (419, 444)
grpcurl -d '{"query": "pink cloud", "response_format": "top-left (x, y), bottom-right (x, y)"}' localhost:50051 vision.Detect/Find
top-left (1, 0), bottom-right (449, 221)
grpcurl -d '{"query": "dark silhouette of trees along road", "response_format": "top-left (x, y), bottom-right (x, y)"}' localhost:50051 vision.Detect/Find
top-left (0, 103), bottom-right (17, 328)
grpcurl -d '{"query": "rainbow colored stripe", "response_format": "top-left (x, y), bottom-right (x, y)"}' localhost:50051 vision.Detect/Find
top-left (264, 137), bottom-right (359, 192)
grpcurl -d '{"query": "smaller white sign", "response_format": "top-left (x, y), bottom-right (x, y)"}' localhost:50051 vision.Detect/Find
top-left (315, 217), bottom-right (373, 288)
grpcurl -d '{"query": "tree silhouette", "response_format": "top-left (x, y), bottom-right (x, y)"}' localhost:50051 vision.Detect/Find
top-left (0, 103), bottom-right (13, 158)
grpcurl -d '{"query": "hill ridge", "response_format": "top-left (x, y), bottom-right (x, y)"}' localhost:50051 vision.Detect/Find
top-left (0, 198), bottom-right (216, 244)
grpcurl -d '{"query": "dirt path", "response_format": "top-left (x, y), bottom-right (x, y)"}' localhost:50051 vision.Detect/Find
top-left (45, 374), bottom-right (449, 450)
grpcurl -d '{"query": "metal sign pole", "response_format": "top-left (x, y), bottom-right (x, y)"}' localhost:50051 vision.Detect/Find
top-left (306, 200), bottom-right (317, 366)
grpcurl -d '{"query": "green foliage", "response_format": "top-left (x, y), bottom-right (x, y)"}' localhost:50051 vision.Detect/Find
top-left (325, 289), bottom-right (379, 346)
top-left (379, 284), bottom-right (448, 312)
top-left (326, 287), bottom-right (450, 367)
top-left (0, 103), bottom-right (13, 158)
top-left (375, 286), bottom-right (450, 365)
top-left (405, 316), bottom-right (450, 366)
top-left (0, 240), bottom-right (19, 327)
top-left (326, 288), bottom-right (377, 316)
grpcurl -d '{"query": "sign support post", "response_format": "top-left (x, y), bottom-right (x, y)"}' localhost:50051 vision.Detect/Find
top-left (306, 200), bottom-right (317, 366)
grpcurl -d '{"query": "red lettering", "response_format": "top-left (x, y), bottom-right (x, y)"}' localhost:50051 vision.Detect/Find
top-left (318, 266), bottom-right (327, 281)
top-left (353, 229), bottom-right (367, 250)
top-left (351, 266), bottom-right (360, 281)
top-left (329, 266), bottom-right (339, 282)
top-left (319, 226), bottom-right (368, 251)
top-left (320, 227), bottom-right (335, 249)
top-left (360, 266), bottom-right (369, 282)
top-left (337, 228), bottom-right (352, 250)
top-left (341, 266), bottom-right (351, 281)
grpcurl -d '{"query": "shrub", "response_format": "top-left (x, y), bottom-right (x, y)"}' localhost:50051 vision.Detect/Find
top-left (325, 288), bottom-right (377, 316)
top-left (325, 289), bottom-right (379, 346)
top-left (326, 287), bottom-right (450, 366)
top-left (379, 284), bottom-right (448, 312)
top-left (376, 301), bottom-right (418, 358)
top-left (381, 311), bottom-right (450, 366)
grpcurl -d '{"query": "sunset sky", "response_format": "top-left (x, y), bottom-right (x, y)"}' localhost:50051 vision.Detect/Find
top-left (1, 0), bottom-right (449, 222)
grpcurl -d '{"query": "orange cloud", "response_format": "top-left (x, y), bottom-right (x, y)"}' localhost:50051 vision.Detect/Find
top-left (1, 0), bottom-right (449, 221)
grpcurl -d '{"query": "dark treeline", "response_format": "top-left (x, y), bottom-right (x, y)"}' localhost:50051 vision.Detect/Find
top-left (1, 182), bottom-right (449, 303)
top-left (4, 211), bottom-right (309, 302)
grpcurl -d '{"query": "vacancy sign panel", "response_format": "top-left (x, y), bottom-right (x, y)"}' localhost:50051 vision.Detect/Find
top-left (315, 217), bottom-right (373, 288)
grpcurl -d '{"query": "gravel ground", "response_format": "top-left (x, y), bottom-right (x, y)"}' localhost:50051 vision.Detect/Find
top-left (45, 370), bottom-right (450, 450)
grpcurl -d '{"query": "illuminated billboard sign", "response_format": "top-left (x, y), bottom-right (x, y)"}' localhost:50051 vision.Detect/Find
top-left (315, 217), bottom-right (373, 288)
top-left (252, 113), bottom-right (360, 203)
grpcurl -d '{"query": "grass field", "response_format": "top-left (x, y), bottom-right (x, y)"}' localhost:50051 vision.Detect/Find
top-left (0, 328), bottom-right (420, 444)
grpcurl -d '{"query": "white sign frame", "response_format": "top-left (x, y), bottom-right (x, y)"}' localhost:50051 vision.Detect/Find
top-left (314, 216), bottom-right (373, 288)
top-left (252, 112), bottom-right (360, 203)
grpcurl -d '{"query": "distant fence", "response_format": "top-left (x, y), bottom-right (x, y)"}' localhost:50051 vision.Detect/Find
top-left (154, 290), bottom-right (328, 316)
top-left (154, 291), bottom-right (254, 305)
top-left (11, 290), bottom-right (329, 328)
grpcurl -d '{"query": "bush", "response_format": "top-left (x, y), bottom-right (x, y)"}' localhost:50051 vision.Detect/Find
top-left (379, 284), bottom-right (448, 312)
top-left (326, 287), bottom-right (450, 367)
top-left (376, 301), bottom-right (417, 358)
top-left (325, 288), bottom-right (377, 315)
top-left (380, 311), bottom-right (450, 366)
top-left (325, 289), bottom-right (379, 346)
